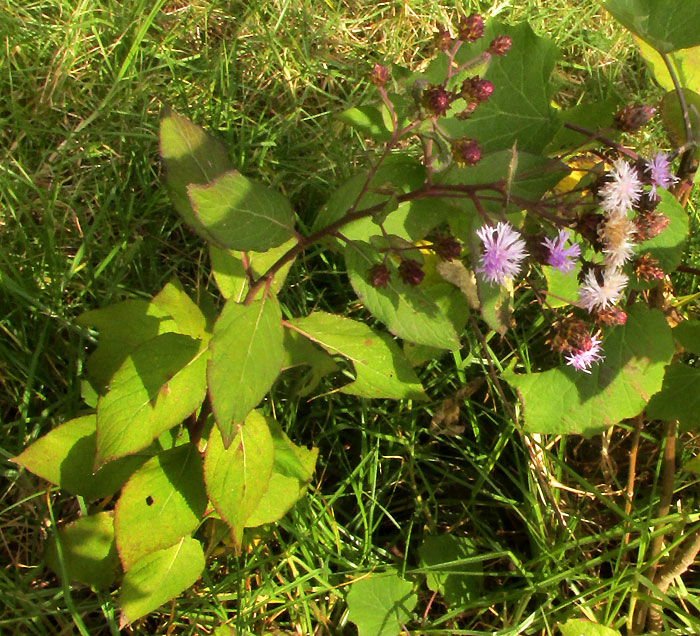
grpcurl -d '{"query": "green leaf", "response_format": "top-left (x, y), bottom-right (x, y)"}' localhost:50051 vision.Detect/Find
top-left (345, 241), bottom-right (459, 350)
top-left (204, 411), bottom-right (275, 547)
top-left (604, 0), bottom-right (700, 54)
top-left (439, 23), bottom-right (560, 153)
top-left (547, 97), bottom-right (622, 154)
top-left (96, 333), bottom-right (208, 467)
top-left (114, 444), bottom-right (207, 571)
top-left (287, 312), bottom-right (427, 400)
top-left (346, 570), bottom-right (417, 636)
top-left (12, 415), bottom-right (148, 499)
top-left (281, 327), bottom-right (340, 396)
top-left (160, 109), bottom-right (233, 238)
top-left (544, 262), bottom-right (582, 308)
top-left (635, 37), bottom-right (700, 94)
top-left (637, 188), bottom-right (689, 274)
top-left (338, 105), bottom-right (392, 142)
top-left (208, 296), bottom-right (284, 447)
top-left (151, 277), bottom-right (208, 341)
top-left (418, 535), bottom-right (483, 608)
top-left (660, 88), bottom-right (700, 153)
top-left (673, 319), bottom-right (700, 355)
top-left (119, 536), bottom-right (204, 626)
top-left (506, 306), bottom-right (674, 435)
top-left (45, 512), bottom-right (120, 589)
top-left (246, 418), bottom-right (318, 527)
top-left (646, 363), bottom-right (700, 431)
top-left (188, 171), bottom-right (295, 251)
top-left (558, 618), bottom-right (621, 636)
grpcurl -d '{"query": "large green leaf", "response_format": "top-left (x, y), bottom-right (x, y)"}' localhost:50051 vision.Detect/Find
top-left (604, 0), bottom-right (700, 53)
top-left (635, 37), bottom-right (700, 94)
top-left (160, 109), bottom-right (233, 238)
top-left (338, 105), bottom-right (392, 142)
top-left (346, 570), bottom-right (417, 636)
top-left (439, 23), bottom-right (559, 153)
top-left (660, 88), bottom-right (700, 154)
top-left (12, 415), bottom-right (148, 499)
top-left (345, 241), bottom-right (460, 350)
top-left (281, 327), bottom-right (340, 396)
top-left (637, 188), bottom-right (689, 274)
top-left (114, 444), bottom-right (207, 571)
top-left (204, 411), bottom-right (275, 547)
top-left (45, 512), bottom-right (120, 590)
top-left (559, 618), bottom-right (621, 636)
top-left (95, 333), bottom-right (208, 467)
top-left (151, 277), bottom-right (208, 341)
top-left (547, 96), bottom-right (622, 154)
top-left (207, 296), bottom-right (284, 447)
top-left (188, 171), bottom-right (295, 251)
top-left (119, 536), bottom-right (204, 626)
top-left (646, 363), bottom-right (700, 431)
top-left (673, 319), bottom-right (700, 355)
top-left (506, 306), bottom-right (674, 435)
top-left (287, 312), bottom-right (427, 400)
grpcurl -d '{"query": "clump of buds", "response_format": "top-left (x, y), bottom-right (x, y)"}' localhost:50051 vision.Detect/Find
top-left (595, 307), bottom-right (627, 326)
top-left (398, 259), bottom-right (425, 286)
top-left (634, 210), bottom-right (669, 241)
top-left (457, 13), bottom-right (484, 42)
top-left (422, 85), bottom-right (454, 116)
top-left (489, 35), bottom-right (512, 55)
top-left (431, 234), bottom-right (462, 261)
top-left (633, 253), bottom-right (665, 282)
top-left (370, 63), bottom-right (390, 87)
top-left (461, 76), bottom-right (494, 103)
top-left (450, 137), bottom-right (481, 166)
top-left (433, 25), bottom-right (452, 52)
top-left (614, 104), bottom-right (655, 133)
top-left (368, 263), bottom-right (391, 288)
top-left (576, 212), bottom-right (604, 250)
top-left (548, 316), bottom-right (591, 354)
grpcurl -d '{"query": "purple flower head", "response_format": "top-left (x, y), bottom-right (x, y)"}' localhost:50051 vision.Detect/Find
top-left (646, 152), bottom-right (677, 198)
top-left (565, 333), bottom-right (604, 373)
top-left (542, 229), bottom-right (580, 274)
top-left (475, 221), bottom-right (528, 285)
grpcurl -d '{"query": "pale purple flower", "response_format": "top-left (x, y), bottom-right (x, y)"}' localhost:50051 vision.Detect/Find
top-left (565, 334), bottom-right (604, 373)
top-left (599, 158), bottom-right (642, 217)
top-left (646, 152), bottom-right (677, 197)
top-left (475, 221), bottom-right (528, 285)
top-left (578, 268), bottom-right (628, 312)
top-left (542, 229), bottom-right (580, 274)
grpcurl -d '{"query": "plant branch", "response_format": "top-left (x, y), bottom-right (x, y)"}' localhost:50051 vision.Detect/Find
top-left (562, 121), bottom-right (638, 161)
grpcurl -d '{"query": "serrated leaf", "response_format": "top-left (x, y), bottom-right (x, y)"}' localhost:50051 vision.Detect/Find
top-left (119, 536), bottom-right (204, 625)
top-left (346, 570), bottom-right (417, 636)
top-left (637, 188), bottom-right (689, 274)
top-left (646, 363), bottom-right (700, 431)
top-left (151, 277), bottom-right (208, 341)
top-left (204, 411), bottom-right (275, 547)
top-left (208, 296), bottom-right (283, 447)
top-left (506, 305), bottom-right (674, 435)
top-left (188, 171), bottom-right (295, 252)
top-left (281, 328), bottom-right (340, 396)
top-left (160, 109), bottom-right (233, 238)
top-left (419, 535), bottom-right (483, 608)
top-left (114, 445), bottom-right (207, 571)
top-left (12, 415), bottom-right (148, 499)
top-left (287, 312), bottom-right (427, 400)
top-left (558, 618), bottom-right (621, 636)
top-left (438, 23), bottom-right (560, 153)
top-left (96, 333), bottom-right (208, 467)
top-left (345, 241), bottom-right (459, 350)
top-left (604, 0), bottom-right (700, 54)
top-left (673, 320), bottom-right (700, 355)
top-left (338, 105), bottom-right (392, 142)
top-left (45, 512), bottom-right (120, 589)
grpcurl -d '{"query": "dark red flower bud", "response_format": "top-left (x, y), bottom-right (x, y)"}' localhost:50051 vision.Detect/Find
top-left (489, 35), bottom-right (512, 55)
top-left (422, 85), bottom-right (454, 117)
top-left (368, 263), bottom-right (391, 288)
top-left (432, 234), bottom-right (462, 261)
top-left (450, 137), bottom-right (481, 166)
top-left (595, 307), bottom-right (627, 326)
top-left (614, 104), bottom-right (655, 133)
top-left (398, 259), bottom-right (424, 286)
top-left (433, 25), bottom-right (452, 52)
top-left (461, 76), bottom-right (493, 103)
top-left (633, 253), bottom-right (665, 282)
top-left (370, 63), bottom-right (390, 87)
top-left (634, 210), bottom-right (669, 240)
top-left (547, 316), bottom-right (589, 354)
top-left (457, 13), bottom-right (484, 42)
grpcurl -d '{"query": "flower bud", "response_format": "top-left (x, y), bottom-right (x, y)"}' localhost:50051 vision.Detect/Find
top-left (595, 307), bottom-right (627, 326)
top-left (614, 104), bottom-right (655, 133)
top-left (457, 13), bottom-right (484, 42)
top-left (461, 76), bottom-right (493, 103)
top-left (432, 234), bottom-right (462, 261)
top-left (370, 63), bottom-right (390, 87)
top-left (633, 253), bottom-right (665, 282)
top-left (634, 210), bottom-right (669, 241)
top-left (433, 25), bottom-right (452, 52)
top-left (547, 316), bottom-right (589, 354)
top-left (368, 263), bottom-right (391, 288)
top-left (489, 35), bottom-right (512, 55)
top-left (450, 138), bottom-right (481, 166)
top-left (398, 259), bottom-right (424, 286)
top-left (422, 85), bottom-right (453, 117)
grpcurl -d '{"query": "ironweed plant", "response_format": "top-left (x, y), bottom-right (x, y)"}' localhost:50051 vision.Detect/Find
top-left (12, 1), bottom-right (700, 632)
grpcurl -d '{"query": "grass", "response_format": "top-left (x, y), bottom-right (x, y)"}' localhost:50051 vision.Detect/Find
top-left (2, 0), bottom-right (700, 635)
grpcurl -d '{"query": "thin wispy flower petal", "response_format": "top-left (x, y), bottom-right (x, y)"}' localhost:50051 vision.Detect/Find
top-left (646, 152), bottom-right (677, 197)
top-left (475, 221), bottom-right (528, 285)
top-left (565, 334), bottom-right (604, 373)
top-left (578, 268), bottom-right (628, 312)
top-left (599, 158), bottom-right (642, 217)
top-left (599, 215), bottom-right (637, 269)
top-left (542, 229), bottom-right (581, 274)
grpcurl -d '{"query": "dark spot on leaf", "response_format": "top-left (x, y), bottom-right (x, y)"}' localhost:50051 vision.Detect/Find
top-left (146, 496), bottom-right (154, 506)
top-left (363, 338), bottom-right (372, 346)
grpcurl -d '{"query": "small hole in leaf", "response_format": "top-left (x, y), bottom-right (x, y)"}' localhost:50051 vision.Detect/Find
top-left (146, 496), bottom-right (154, 506)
